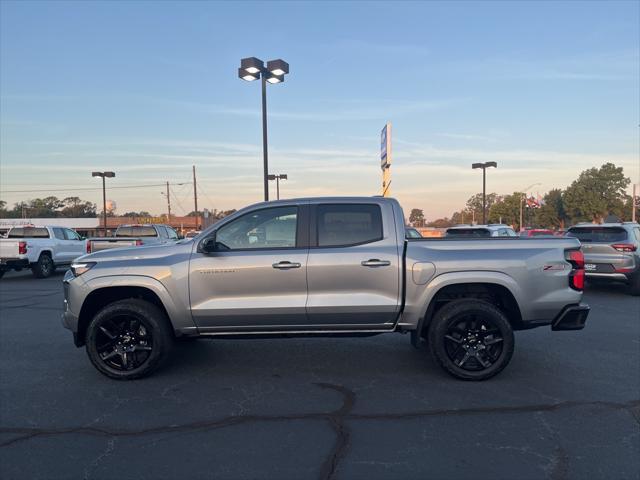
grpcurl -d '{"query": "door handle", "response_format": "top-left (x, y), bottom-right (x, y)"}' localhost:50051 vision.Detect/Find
top-left (272, 261), bottom-right (302, 269)
top-left (361, 259), bottom-right (391, 267)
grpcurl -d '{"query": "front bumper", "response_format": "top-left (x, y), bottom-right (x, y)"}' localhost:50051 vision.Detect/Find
top-left (551, 304), bottom-right (590, 331)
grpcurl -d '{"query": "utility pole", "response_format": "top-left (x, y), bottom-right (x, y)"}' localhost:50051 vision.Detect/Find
top-left (633, 184), bottom-right (637, 223)
top-left (193, 165), bottom-right (199, 230)
top-left (166, 181), bottom-right (171, 220)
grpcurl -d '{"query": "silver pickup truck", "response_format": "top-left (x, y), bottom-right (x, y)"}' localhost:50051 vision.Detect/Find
top-left (62, 197), bottom-right (589, 381)
top-left (86, 224), bottom-right (180, 253)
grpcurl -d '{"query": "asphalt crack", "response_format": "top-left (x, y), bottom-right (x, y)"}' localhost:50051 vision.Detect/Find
top-left (0, 388), bottom-right (638, 480)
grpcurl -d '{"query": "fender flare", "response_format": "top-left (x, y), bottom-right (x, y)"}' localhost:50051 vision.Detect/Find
top-left (414, 271), bottom-right (524, 337)
top-left (81, 274), bottom-right (195, 332)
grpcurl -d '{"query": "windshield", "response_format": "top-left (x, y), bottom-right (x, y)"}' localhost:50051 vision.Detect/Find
top-left (446, 228), bottom-right (491, 238)
top-left (566, 227), bottom-right (628, 243)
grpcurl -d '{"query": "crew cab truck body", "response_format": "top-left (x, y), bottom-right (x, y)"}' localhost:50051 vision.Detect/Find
top-left (0, 226), bottom-right (86, 278)
top-left (86, 224), bottom-right (180, 253)
top-left (62, 197), bottom-right (589, 380)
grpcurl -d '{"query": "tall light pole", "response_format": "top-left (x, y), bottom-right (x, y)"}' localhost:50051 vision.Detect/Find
top-left (238, 57), bottom-right (289, 201)
top-left (92, 171), bottom-right (115, 237)
top-left (519, 182), bottom-right (542, 232)
top-left (267, 174), bottom-right (288, 200)
top-left (471, 162), bottom-right (497, 224)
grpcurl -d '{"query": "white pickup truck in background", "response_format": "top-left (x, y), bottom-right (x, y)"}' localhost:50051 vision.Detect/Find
top-left (0, 226), bottom-right (87, 279)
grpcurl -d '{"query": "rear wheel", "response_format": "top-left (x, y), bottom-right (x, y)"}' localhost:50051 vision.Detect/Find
top-left (428, 299), bottom-right (514, 380)
top-left (31, 253), bottom-right (54, 278)
top-left (85, 299), bottom-right (174, 380)
top-left (0, 270), bottom-right (5, 279)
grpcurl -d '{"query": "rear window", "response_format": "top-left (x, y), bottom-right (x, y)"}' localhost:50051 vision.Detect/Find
top-left (7, 227), bottom-right (50, 238)
top-left (317, 204), bottom-right (383, 247)
top-left (566, 227), bottom-right (628, 243)
top-left (445, 228), bottom-right (491, 238)
top-left (115, 226), bottom-right (158, 237)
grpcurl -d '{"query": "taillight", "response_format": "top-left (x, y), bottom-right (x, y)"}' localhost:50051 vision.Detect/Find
top-left (135, 239), bottom-right (143, 246)
top-left (86, 242), bottom-right (92, 254)
top-left (18, 241), bottom-right (27, 255)
top-left (612, 243), bottom-right (637, 253)
top-left (565, 249), bottom-right (584, 291)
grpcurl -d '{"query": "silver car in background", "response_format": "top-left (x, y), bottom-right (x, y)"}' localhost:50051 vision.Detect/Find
top-left (567, 222), bottom-right (640, 295)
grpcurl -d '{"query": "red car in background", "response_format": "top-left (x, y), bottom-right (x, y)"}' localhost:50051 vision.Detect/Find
top-left (519, 229), bottom-right (555, 237)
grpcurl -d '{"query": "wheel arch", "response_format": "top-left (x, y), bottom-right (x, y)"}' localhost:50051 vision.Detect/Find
top-left (74, 274), bottom-right (194, 346)
top-left (417, 279), bottom-right (523, 340)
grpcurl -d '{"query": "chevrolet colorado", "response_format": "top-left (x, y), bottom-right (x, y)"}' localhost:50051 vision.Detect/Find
top-left (62, 197), bottom-right (589, 380)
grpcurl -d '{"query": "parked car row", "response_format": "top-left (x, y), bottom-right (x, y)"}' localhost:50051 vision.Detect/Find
top-left (0, 223), bottom-right (182, 278)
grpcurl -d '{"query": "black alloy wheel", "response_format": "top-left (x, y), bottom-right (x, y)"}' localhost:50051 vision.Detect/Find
top-left (95, 314), bottom-right (153, 371)
top-left (86, 299), bottom-right (173, 380)
top-left (428, 299), bottom-right (515, 380)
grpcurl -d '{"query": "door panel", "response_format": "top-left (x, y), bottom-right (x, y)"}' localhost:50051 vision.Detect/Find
top-left (306, 203), bottom-right (401, 326)
top-left (189, 249), bottom-right (309, 328)
top-left (189, 205), bottom-right (310, 329)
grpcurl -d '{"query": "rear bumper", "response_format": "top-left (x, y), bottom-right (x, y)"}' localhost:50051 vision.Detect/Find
top-left (551, 304), bottom-right (590, 331)
top-left (585, 272), bottom-right (632, 282)
top-left (0, 258), bottom-right (29, 269)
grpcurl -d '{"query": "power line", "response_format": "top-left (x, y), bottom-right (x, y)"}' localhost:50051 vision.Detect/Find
top-left (2, 182), bottom-right (190, 194)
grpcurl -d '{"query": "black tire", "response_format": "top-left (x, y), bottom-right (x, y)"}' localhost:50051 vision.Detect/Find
top-left (427, 299), bottom-right (515, 381)
top-left (0, 270), bottom-right (5, 279)
top-left (85, 299), bottom-right (174, 380)
top-left (629, 274), bottom-right (640, 296)
top-left (31, 253), bottom-right (54, 278)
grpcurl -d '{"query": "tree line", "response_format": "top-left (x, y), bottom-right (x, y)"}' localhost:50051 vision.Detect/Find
top-left (0, 196), bottom-right (237, 222)
top-left (412, 163), bottom-right (638, 230)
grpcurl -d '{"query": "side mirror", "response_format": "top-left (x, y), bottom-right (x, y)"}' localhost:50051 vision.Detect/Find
top-left (201, 235), bottom-right (217, 254)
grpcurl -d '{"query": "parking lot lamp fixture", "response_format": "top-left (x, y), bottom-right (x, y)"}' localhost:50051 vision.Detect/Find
top-left (472, 162), bottom-right (497, 224)
top-left (267, 174), bottom-right (288, 200)
top-left (238, 57), bottom-right (289, 201)
top-left (92, 171), bottom-right (115, 237)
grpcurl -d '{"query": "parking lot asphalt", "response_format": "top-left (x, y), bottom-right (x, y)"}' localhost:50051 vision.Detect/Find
top-left (0, 269), bottom-right (638, 480)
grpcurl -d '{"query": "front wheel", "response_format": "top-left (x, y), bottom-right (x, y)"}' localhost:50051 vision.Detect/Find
top-left (85, 299), bottom-right (174, 380)
top-left (428, 299), bottom-right (515, 381)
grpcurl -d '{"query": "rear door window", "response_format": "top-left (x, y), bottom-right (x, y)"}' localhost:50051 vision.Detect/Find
top-left (316, 204), bottom-right (383, 247)
top-left (567, 227), bottom-right (628, 243)
top-left (53, 228), bottom-right (66, 240)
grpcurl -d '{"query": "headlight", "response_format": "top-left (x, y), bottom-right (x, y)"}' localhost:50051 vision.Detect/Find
top-left (70, 261), bottom-right (96, 277)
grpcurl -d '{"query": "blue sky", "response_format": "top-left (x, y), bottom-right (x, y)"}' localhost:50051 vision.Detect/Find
top-left (1, 0), bottom-right (638, 219)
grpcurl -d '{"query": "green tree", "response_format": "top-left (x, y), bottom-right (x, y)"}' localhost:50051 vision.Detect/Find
top-left (488, 192), bottom-right (522, 228)
top-left (409, 208), bottom-right (425, 227)
top-left (536, 189), bottom-right (567, 229)
top-left (465, 193), bottom-right (498, 223)
top-left (426, 217), bottom-right (454, 228)
top-left (121, 211), bottom-right (152, 217)
top-left (60, 197), bottom-right (97, 217)
top-left (563, 163), bottom-right (630, 223)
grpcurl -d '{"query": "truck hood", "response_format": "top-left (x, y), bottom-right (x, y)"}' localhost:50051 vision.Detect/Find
top-left (77, 241), bottom-right (193, 263)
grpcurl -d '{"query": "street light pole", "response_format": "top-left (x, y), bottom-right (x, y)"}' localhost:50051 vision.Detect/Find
top-left (471, 162), bottom-right (497, 224)
top-left (261, 74), bottom-right (269, 202)
top-left (238, 57), bottom-right (289, 202)
top-left (268, 174), bottom-right (288, 200)
top-left (92, 171), bottom-right (115, 237)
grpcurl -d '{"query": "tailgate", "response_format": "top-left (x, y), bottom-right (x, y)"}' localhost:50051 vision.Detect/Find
top-left (0, 240), bottom-right (20, 259)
